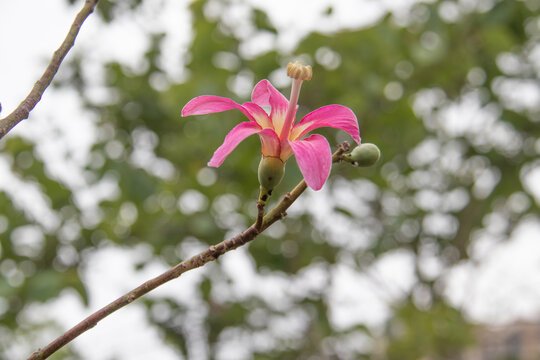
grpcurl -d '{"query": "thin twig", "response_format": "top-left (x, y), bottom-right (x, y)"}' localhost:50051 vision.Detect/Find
top-left (0, 0), bottom-right (99, 139)
top-left (27, 143), bottom-right (350, 360)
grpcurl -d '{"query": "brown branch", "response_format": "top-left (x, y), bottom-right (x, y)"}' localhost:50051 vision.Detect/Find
top-left (255, 201), bottom-right (265, 232)
top-left (27, 143), bottom-right (350, 360)
top-left (0, 0), bottom-right (99, 139)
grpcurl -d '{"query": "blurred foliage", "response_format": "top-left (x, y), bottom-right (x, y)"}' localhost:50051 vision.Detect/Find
top-left (2, 0), bottom-right (540, 358)
top-left (386, 301), bottom-right (474, 360)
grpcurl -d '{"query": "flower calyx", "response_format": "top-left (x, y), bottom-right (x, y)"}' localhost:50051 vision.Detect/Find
top-left (258, 156), bottom-right (285, 191)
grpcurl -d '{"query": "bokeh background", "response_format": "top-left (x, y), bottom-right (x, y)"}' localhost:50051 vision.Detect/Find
top-left (1, 0), bottom-right (540, 359)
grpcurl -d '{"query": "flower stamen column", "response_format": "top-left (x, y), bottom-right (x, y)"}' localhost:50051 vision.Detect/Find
top-left (280, 61), bottom-right (312, 142)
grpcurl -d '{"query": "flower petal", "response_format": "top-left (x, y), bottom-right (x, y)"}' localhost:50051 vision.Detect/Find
top-left (258, 128), bottom-right (281, 158)
top-left (182, 95), bottom-right (256, 122)
top-left (289, 134), bottom-right (332, 191)
top-left (251, 80), bottom-right (290, 135)
top-left (208, 122), bottom-right (262, 167)
top-left (242, 102), bottom-right (273, 129)
top-left (290, 104), bottom-right (360, 144)
top-left (251, 80), bottom-right (288, 110)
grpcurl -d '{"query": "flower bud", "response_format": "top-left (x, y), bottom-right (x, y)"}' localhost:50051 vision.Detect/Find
top-left (350, 143), bottom-right (381, 167)
top-left (258, 156), bottom-right (285, 191)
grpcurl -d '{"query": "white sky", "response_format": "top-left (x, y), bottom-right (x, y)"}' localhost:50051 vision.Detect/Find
top-left (1, 0), bottom-right (540, 359)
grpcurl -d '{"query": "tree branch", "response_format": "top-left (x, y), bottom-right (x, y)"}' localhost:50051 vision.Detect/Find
top-left (0, 0), bottom-right (99, 139)
top-left (27, 142), bottom-right (350, 360)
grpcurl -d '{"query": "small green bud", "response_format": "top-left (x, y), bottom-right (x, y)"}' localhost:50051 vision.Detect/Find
top-left (258, 156), bottom-right (285, 190)
top-left (350, 143), bottom-right (381, 167)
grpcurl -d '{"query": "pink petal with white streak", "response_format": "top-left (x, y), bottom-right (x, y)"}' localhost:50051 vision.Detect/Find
top-left (181, 95), bottom-right (256, 122)
top-left (289, 134), bottom-right (332, 191)
top-left (251, 80), bottom-right (291, 135)
top-left (208, 122), bottom-right (262, 167)
top-left (242, 102), bottom-right (273, 129)
top-left (251, 80), bottom-right (288, 110)
top-left (258, 128), bottom-right (281, 158)
top-left (290, 104), bottom-right (360, 144)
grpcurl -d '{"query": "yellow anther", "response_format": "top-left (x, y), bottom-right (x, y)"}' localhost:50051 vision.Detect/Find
top-left (287, 61), bottom-right (312, 81)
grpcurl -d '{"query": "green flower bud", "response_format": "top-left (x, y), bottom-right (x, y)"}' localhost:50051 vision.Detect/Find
top-left (258, 156), bottom-right (285, 190)
top-left (350, 143), bottom-right (381, 167)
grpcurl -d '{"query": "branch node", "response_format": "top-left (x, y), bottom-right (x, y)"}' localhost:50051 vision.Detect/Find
top-left (209, 245), bottom-right (221, 260)
top-left (339, 141), bottom-right (351, 152)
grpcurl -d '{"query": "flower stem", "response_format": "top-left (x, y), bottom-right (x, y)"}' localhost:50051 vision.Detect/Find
top-left (255, 186), bottom-right (270, 232)
top-left (255, 201), bottom-right (265, 232)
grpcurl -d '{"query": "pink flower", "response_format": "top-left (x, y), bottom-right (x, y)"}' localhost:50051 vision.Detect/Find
top-left (181, 63), bottom-right (360, 190)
